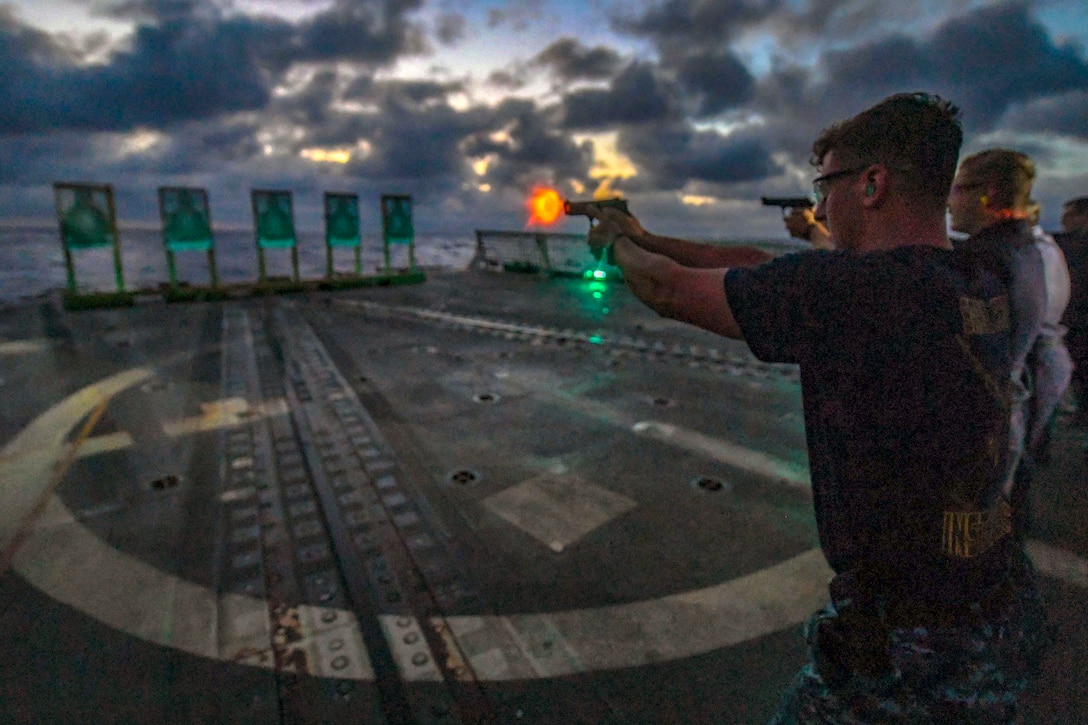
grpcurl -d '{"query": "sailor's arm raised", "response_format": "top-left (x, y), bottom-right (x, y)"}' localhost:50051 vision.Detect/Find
top-left (611, 237), bottom-right (743, 340)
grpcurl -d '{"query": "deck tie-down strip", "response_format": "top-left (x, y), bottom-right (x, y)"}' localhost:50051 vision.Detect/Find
top-left (270, 303), bottom-right (528, 722)
top-left (216, 308), bottom-right (378, 719)
top-left (331, 298), bottom-right (797, 380)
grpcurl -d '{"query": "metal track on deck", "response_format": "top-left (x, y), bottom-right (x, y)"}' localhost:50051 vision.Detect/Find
top-left (331, 298), bottom-right (799, 381)
top-left (213, 300), bottom-right (588, 723)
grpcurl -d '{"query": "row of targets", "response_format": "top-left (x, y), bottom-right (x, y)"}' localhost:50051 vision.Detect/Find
top-left (53, 182), bottom-right (416, 305)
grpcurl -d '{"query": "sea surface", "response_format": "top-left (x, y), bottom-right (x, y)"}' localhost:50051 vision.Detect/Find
top-left (0, 223), bottom-right (805, 305)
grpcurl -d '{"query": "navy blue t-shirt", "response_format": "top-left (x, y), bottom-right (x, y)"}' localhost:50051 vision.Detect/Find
top-left (725, 246), bottom-right (1013, 604)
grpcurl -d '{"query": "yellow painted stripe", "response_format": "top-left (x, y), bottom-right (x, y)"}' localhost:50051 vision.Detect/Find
top-left (76, 431), bottom-right (135, 458)
top-left (1026, 539), bottom-right (1088, 588)
top-left (0, 399), bottom-right (108, 575)
top-left (0, 339), bottom-right (47, 355)
top-left (633, 420), bottom-right (810, 489)
top-left (162, 397), bottom-right (290, 438)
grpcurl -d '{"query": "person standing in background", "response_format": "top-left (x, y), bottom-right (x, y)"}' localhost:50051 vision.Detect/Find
top-left (948, 149), bottom-right (1047, 537)
top-left (1056, 197), bottom-right (1088, 425)
top-left (1024, 200), bottom-right (1072, 465)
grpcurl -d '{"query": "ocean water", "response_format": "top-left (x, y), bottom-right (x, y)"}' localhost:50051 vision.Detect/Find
top-left (0, 225), bottom-right (479, 304)
top-left (0, 223), bottom-right (805, 305)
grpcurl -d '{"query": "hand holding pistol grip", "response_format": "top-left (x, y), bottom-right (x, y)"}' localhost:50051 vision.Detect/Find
top-left (563, 198), bottom-right (630, 264)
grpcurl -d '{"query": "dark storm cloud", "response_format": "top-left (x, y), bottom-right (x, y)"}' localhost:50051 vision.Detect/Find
top-left (486, 69), bottom-right (526, 90)
top-left (0, 0), bottom-right (430, 136)
top-left (291, 0), bottom-right (428, 64)
top-left (561, 63), bottom-right (675, 129)
top-left (181, 120), bottom-right (265, 164)
top-left (531, 38), bottom-right (623, 82)
top-left (620, 123), bottom-right (779, 191)
top-left (343, 74), bottom-right (375, 101)
top-left (0, 12), bottom-right (287, 134)
top-left (0, 10), bottom-right (76, 75)
top-left (1001, 90), bottom-right (1088, 139)
top-left (337, 75), bottom-right (464, 108)
top-left (264, 75), bottom-right (474, 160)
top-left (614, 0), bottom-right (782, 52)
top-left (926, 3), bottom-right (1088, 129)
top-left (0, 104), bottom-right (266, 195)
top-left (382, 79), bottom-right (465, 105)
top-left (281, 69), bottom-right (342, 126)
top-left (434, 12), bottom-right (466, 45)
top-left (805, 3), bottom-right (1088, 133)
top-left (0, 131), bottom-right (97, 185)
top-left (615, 0), bottom-right (776, 44)
top-left (462, 99), bottom-right (586, 173)
top-left (99, 0), bottom-right (429, 62)
top-left (96, 0), bottom-right (211, 23)
top-left (337, 95), bottom-right (496, 182)
top-left (605, 2), bottom-right (761, 121)
top-left (676, 49), bottom-right (755, 116)
top-left (776, 0), bottom-right (946, 44)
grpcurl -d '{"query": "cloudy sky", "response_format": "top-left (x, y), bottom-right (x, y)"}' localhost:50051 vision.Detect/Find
top-left (1, 0), bottom-right (1087, 239)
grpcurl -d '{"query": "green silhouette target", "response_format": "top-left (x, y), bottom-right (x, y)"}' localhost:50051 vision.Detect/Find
top-left (53, 182), bottom-right (127, 299)
top-left (382, 195), bottom-right (414, 245)
top-left (59, 186), bottom-right (114, 250)
top-left (161, 188), bottom-right (213, 252)
top-left (253, 191), bottom-right (297, 249)
top-left (251, 190), bottom-right (300, 283)
top-left (158, 187), bottom-right (219, 292)
top-left (326, 193), bottom-right (361, 248)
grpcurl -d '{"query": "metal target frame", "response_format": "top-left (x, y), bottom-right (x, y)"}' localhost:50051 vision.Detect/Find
top-left (324, 192), bottom-right (362, 279)
top-left (251, 189), bottom-right (300, 284)
top-left (53, 181), bottom-right (133, 308)
top-left (158, 186), bottom-right (219, 293)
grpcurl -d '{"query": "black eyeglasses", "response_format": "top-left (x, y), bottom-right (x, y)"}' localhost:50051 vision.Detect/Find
top-left (812, 164), bottom-right (870, 204)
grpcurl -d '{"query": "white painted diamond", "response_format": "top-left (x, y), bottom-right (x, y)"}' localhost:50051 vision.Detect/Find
top-left (483, 472), bottom-right (636, 552)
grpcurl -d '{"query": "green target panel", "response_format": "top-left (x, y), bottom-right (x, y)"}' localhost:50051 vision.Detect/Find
top-left (324, 192), bottom-right (362, 278)
top-left (158, 186), bottom-right (219, 292)
top-left (380, 194), bottom-right (416, 273)
top-left (160, 187), bottom-right (214, 252)
top-left (382, 195), bottom-right (414, 245)
top-left (53, 181), bottom-right (126, 297)
top-left (252, 189), bottom-right (299, 283)
top-left (253, 190), bottom-right (297, 249)
top-left (57, 183), bottom-right (116, 250)
top-left (325, 193), bottom-right (361, 248)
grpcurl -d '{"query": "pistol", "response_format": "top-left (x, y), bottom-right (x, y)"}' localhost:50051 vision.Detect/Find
top-left (563, 198), bottom-right (630, 217)
top-left (761, 196), bottom-right (814, 218)
top-left (563, 198), bottom-right (630, 264)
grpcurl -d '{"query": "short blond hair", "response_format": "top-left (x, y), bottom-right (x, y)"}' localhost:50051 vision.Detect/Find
top-left (1027, 199), bottom-right (1041, 225)
top-left (960, 148), bottom-right (1035, 212)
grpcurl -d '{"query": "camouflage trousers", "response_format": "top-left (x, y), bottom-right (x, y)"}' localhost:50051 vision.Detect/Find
top-left (770, 564), bottom-right (1048, 723)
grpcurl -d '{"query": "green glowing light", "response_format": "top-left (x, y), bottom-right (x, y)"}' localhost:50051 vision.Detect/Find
top-left (589, 335), bottom-right (603, 344)
top-left (593, 292), bottom-right (602, 299)
top-left (593, 270), bottom-right (607, 279)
